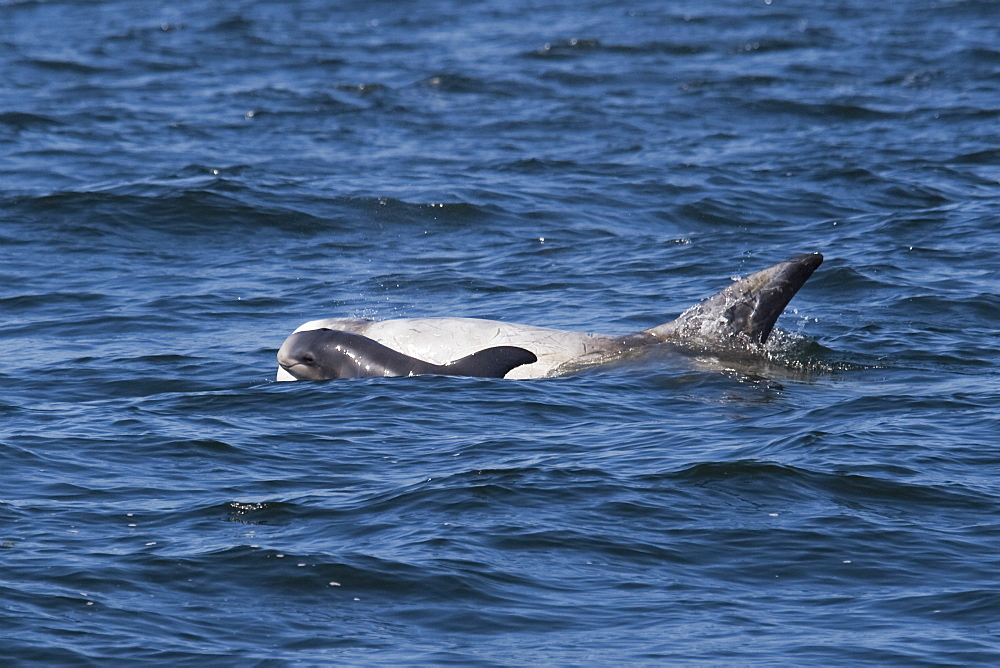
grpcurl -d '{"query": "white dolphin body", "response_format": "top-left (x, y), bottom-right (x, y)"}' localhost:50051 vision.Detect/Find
top-left (276, 253), bottom-right (823, 381)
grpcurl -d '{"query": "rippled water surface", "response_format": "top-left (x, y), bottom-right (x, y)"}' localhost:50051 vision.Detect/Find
top-left (2, 0), bottom-right (999, 664)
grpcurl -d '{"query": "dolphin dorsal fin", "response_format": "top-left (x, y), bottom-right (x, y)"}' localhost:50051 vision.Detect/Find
top-left (442, 346), bottom-right (538, 378)
top-left (645, 253), bottom-right (823, 346)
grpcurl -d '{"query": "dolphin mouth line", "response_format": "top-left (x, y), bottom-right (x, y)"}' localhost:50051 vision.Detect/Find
top-left (280, 364), bottom-right (317, 382)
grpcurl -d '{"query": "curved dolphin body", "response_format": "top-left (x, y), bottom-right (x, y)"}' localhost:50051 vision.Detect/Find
top-left (276, 252), bottom-right (823, 381)
top-left (278, 329), bottom-right (537, 380)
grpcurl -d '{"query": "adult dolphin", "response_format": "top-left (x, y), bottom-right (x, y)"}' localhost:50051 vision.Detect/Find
top-left (276, 252), bottom-right (823, 381)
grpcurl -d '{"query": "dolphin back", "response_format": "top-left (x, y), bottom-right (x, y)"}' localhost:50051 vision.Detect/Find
top-left (646, 253), bottom-right (823, 346)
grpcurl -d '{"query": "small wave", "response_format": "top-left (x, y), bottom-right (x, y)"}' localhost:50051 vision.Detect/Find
top-left (525, 37), bottom-right (602, 59)
top-left (951, 148), bottom-right (1000, 164)
top-left (224, 500), bottom-right (303, 525)
top-left (663, 459), bottom-right (997, 513)
top-left (0, 291), bottom-right (109, 312)
top-left (608, 40), bottom-right (710, 56)
top-left (873, 589), bottom-right (1000, 626)
top-left (20, 57), bottom-right (108, 74)
top-left (4, 187), bottom-right (336, 235)
top-left (749, 99), bottom-right (900, 121)
top-left (0, 111), bottom-right (63, 130)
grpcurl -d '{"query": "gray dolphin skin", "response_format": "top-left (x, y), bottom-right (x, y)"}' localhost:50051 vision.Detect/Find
top-left (276, 252), bottom-right (823, 381)
top-left (645, 252), bottom-right (824, 345)
top-left (278, 328), bottom-right (539, 380)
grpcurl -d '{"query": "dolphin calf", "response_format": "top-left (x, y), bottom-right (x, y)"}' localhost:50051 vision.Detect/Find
top-left (276, 252), bottom-right (823, 381)
top-left (278, 328), bottom-right (537, 380)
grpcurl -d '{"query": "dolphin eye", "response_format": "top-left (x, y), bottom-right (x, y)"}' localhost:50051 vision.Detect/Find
top-left (302, 353), bottom-right (315, 365)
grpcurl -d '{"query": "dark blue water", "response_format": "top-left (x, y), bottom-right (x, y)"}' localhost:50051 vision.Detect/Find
top-left (3, 0), bottom-right (999, 663)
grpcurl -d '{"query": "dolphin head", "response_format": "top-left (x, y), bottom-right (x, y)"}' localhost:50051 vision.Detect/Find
top-left (277, 329), bottom-right (355, 381)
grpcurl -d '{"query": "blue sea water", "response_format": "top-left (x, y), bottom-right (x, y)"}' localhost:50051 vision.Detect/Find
top-left (2, 0), bottom-right (999, 663)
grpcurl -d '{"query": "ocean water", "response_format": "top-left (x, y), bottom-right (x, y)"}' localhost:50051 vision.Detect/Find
top-left (2, 0), bottom-right (999, 664)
